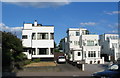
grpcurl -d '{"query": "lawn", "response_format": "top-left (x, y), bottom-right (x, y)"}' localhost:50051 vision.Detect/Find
top-left (24, 62), bottom-right (56, 67)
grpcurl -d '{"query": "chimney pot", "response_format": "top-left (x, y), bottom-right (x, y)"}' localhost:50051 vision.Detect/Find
top-left (34, 20), bottom-right (37, 26)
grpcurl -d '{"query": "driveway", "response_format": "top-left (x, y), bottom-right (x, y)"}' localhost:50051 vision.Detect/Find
top-left (16, 63), bottom-right (106, 76)
top-left (20, 63), bottom-right (80, 72)
top-left (3, 62), bottom-right (109, 77)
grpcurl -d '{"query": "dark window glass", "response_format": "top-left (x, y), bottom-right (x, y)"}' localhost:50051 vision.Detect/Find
top-left (32, 33), bottom-right (36, 40)
top-left (76, 32), bottom-right (80, 36)
top-left (50, 33), bottom-right (54, 39)
top-left (22, 35), bottom-right (27, 39)
top-left (78, 52), bottom-right (81, 56)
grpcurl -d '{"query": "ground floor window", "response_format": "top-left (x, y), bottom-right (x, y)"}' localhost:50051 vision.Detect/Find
top-left (78, 52), bottom-right (81, 56)
top-left (32, 48), bottom-right (36, 55)
top-left (23, 48), bottom-right (36, 55)
top-left (88, 51), bottom-right (96, 57)
top-left (50, 48), bottom-right (54, 54)
top-left (37, 48), bottom-right (48, 55)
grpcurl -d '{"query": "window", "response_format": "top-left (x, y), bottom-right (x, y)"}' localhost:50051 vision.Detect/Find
top-left (76, 32), bottom-right (80, 36)
top-left (101, 45), bottom-right (104, 49)
top-left (74, 41), bottom-right (79, 45)
top-left (32, 33), bottom-right (36, 40)
top-left (91, 51), bottom-right (94, 57)
top-left (82, 30), bottom-right (86, 35)
top-left (87, 40), bottom-right (94, 46)
top-left (32, 48), bottom-right (36, 55)
top-left (50, 33), bottom-right (54, 39)
top-left (94, 51), bottom-right (96, 57)
top-left (78, 52), bottom-right (81, 56)
top-left (70, 41), bottom-right (72, 43)
top-left (37, 33), bottom-right (41, 40)
top-left (98, 51), bottom-right (100, 57)
top-left (23, 48), bottom-right (28, 52)
top-left (112, 43), bottom-right (118, 48)
top-left (41, 33), bottom-right (48, 39)
top-left (37, 48), bottom-right (48, 55)
top-left (88, 51), bottom-right (90, 57)
top-left (83, 41), bottom-right (86, 46)
top-left (50, 48), bottom-right (54, 54)
top-left (37, 33), bottom-right (48, 40)
top-left (22, 35), bottom-right (27, 39)
top-left (88, 51), bottom-right (96, 57)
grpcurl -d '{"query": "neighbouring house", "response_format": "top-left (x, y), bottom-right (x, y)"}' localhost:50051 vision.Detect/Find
top-left (22, 20), bottom-right (54, 59)
top-left (99, 34), bottom-right (120, 61)
top-left (61, 28), bottom-right (104, 64)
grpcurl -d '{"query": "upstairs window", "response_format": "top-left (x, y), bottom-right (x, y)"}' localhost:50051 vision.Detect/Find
top-left (32, 33), bottom-right (36, 40)
top-left (22, 35), bottom-right (27, 39)
top-left (37, 33), bottom-right (48, 40)
top-left (41, 33), bottom-right (48, 39)
top-left (76, 32), bottom-right (80, 36)
top-left (87, 40), bottom-right (94, 46)
top-left (50, 33), bottom-right (54, 39)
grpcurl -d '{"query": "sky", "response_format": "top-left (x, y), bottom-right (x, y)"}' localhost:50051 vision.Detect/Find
top-left (1, 2), bottom-right (119, 44)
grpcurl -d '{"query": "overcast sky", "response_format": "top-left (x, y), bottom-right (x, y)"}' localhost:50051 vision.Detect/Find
top-left (1, 2), bottom-right (118, 44)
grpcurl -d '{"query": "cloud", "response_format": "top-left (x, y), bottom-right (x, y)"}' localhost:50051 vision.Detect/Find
top-left (104, 11), bottom-right (120, 15)
top-left (108, 23), bottom-right (118, 29)
top-left (80, 22), bottom-right (96, 26)
top-left (3, 0), bottom-right (70, 8)
top-left (108, 30), bottom-right (118, 33)
top-left (0, 23), bottom-right (23, 39)
top-left (107, 23), bottom-right (118, 33)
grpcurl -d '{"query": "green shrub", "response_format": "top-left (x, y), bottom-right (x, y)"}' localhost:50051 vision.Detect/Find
top-left (33, 58), bottom-right (40, 62)
top-left (23, 60), bottom-right (31, 65)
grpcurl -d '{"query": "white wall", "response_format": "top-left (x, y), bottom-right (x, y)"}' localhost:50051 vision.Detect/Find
top-left (22, 30), bottom-right (32, 47)
top-left (24, 24), bottom-right (32, 29)
top-left (32, 40), bottom-right (54, 48)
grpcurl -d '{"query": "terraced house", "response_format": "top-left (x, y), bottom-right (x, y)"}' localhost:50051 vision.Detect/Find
top-left (22, 20), bottom-right (54, 59)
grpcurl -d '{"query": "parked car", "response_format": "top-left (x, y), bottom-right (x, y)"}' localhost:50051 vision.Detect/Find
top-left (57, 56), bottom-right (66, 63)
top-left (92, 64), bottom-right (120, 78)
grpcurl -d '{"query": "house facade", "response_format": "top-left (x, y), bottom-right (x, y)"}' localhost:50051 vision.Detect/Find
top-left (62, 28), bottom-right (104, 64)
top-left (99, 34), bottom-right (120, 61)
top-left (22, 20), bottom-right (54, 59)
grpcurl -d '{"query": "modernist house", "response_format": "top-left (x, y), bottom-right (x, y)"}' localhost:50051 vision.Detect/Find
top-left (22, 20), bottom-right (54, 59)
top-left (99, 34), bottom-right (120, 61)
top-left (61, 28), bottom-right (104, 64)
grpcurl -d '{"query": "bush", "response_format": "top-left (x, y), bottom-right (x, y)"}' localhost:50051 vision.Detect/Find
top-left (23, 60), bottom-right (31, 65)
top-left (32, 58), bottom-right (40, 62)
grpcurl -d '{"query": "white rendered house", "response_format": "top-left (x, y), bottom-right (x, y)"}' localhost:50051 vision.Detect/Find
top-left (22, 20), bottom-right (54, 59)
top-left (80, 35), bottom-right (104, 64)
top-left (99, 34), bottom-right (120, 61)
top-left (62, 28), bottom-right (104, 64)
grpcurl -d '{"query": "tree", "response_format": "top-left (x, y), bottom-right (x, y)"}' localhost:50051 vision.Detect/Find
top-left (2, 31), bottom-right (26, 71)
top-left (54, 41), bottom-right (57, 48)
top-left (58, 38), bottom-right (64, 50)
top-left (54, 41), bottom-right (60, 52)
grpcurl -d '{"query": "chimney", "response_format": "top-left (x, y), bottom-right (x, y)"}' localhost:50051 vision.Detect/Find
top-left (34, 20), bottom-right (37, 26)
